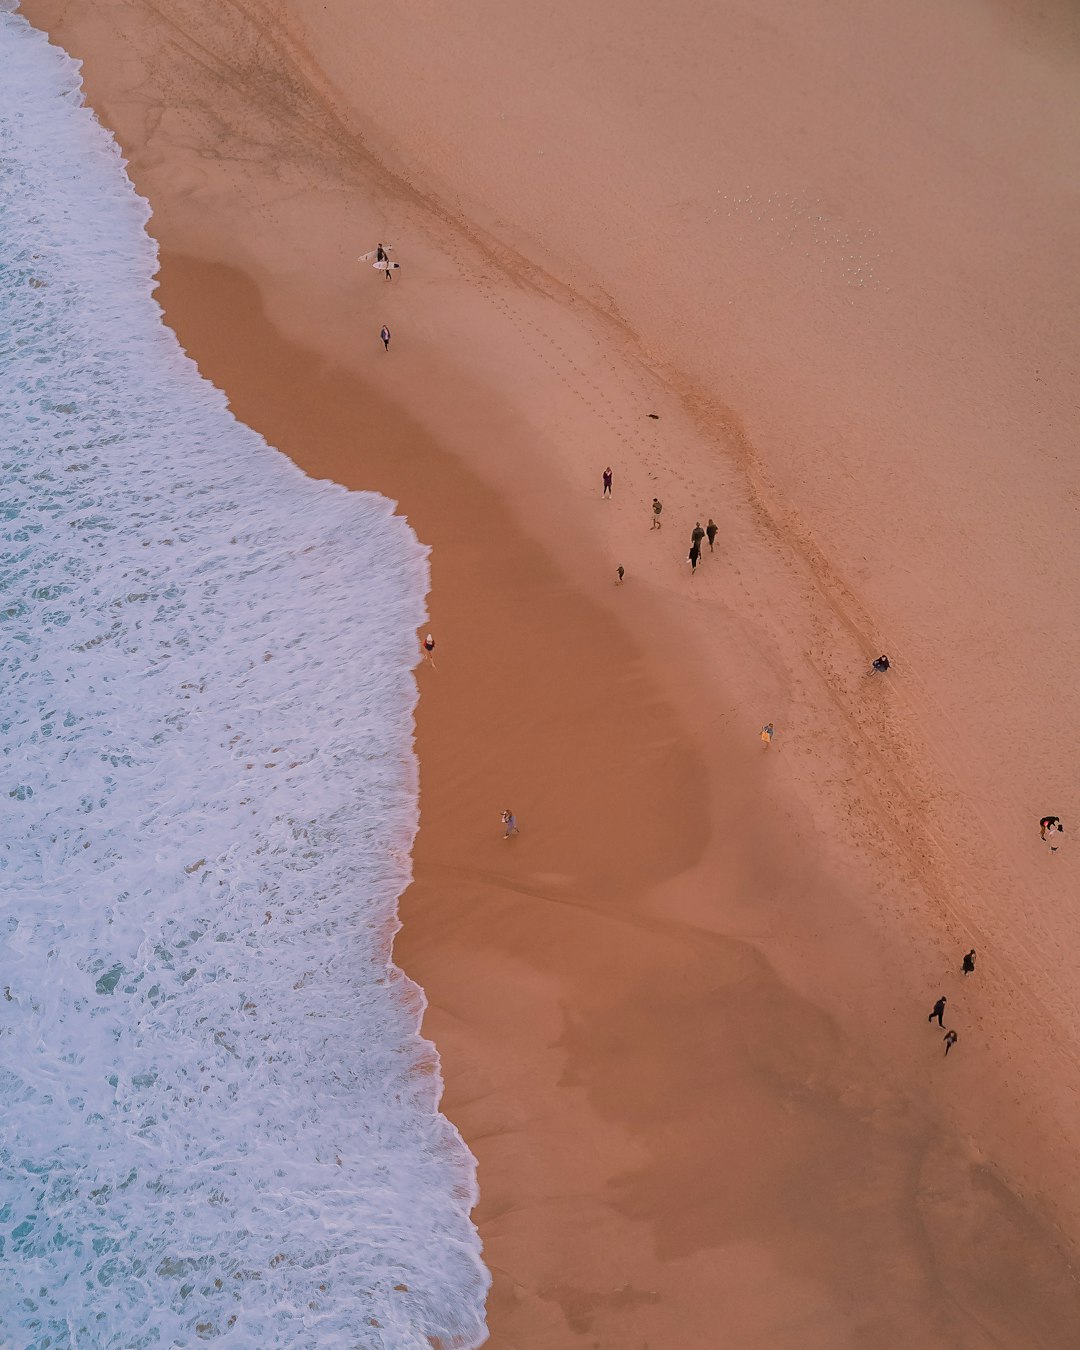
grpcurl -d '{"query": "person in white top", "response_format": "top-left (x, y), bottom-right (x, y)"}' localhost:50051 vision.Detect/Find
top-left (1040, 815), bottom-right (1063, 853)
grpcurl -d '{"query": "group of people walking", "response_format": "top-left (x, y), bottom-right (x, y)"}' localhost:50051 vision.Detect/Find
top-left (364, 242), bottom-right (396, 348)
top-left (923, 814), bottom-right (1063, 1057)
top-left (602, 468), bottom-right (722, 577)
top-left (687, 519), bottom-right (718, 573)
top-left (927, 948), bottom-right (977, 1057)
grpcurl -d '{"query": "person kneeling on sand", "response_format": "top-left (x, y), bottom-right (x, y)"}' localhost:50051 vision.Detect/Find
top-left (870, 654), bottom-right (890, 674)
top-left (501, 810), bottom-right (519, 839)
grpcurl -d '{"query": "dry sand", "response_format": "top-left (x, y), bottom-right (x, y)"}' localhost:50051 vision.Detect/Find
top-left (20, 0), bottom-right (1080, 1344)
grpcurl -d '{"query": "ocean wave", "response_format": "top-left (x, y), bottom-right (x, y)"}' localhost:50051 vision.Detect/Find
top-left (0, 9), bottom-right (488, 1346)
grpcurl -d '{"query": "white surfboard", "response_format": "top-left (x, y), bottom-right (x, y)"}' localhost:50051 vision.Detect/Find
top-left (373, 260), bottom-right (400, 271)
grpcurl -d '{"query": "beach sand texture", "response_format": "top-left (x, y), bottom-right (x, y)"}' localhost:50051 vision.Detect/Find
top-left (21, 0), bottom-right (1080, 1344)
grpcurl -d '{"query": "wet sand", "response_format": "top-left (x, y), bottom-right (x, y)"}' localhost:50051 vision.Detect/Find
top-left (21, 0), bottom-right (1080, 1344)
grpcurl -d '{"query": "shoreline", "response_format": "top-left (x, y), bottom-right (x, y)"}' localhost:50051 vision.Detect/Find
top-left (21, 1), bottom-right (1080, 1343)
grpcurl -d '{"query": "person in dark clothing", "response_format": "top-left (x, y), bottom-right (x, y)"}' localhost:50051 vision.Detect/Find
top-left (615, 565), bottom-right (625, 585)
top-left (962, 949), bottom-right (976, 975)
top-left (944, 1030), bottom-right (958, 1056)
top-left (871, 654), bottom-right (890, 674)
top-left (688, 543), bottom-right (700, 574)
top-left (380, 325), bottom-right (391, 350)
top-left (602, 467), bottom-right (613, 497)
top-left (928, 996), bottom-right (947, 1027)
top-left (706, 519), bottom-right (718, 551)
top-left (691, 522), bottom-right (706, 552)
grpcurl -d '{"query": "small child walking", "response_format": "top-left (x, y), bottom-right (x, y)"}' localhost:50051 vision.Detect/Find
top-left (501, 810), bottom-right (519, 840)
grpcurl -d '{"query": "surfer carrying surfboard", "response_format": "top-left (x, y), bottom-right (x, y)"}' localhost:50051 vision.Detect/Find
top-left (359, 244), bottom-right (400, 279)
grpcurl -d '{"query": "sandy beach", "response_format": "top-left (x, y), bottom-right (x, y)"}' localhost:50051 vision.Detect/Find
top-left (22, 0), bottom-right (1080, 1343)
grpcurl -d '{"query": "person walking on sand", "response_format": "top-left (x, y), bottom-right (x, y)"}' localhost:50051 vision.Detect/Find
top-left (928, 995), bottom-right (947, 1028)
top-left (602, 467), bottom-right (613, 498)
top-left (1040, 815), bottom-right (1063, 852)
top-left (691, 521), bottom-right (706, 553)
top-left (501, 809), bottom-right (518, 839)
top-left (615, 565), bottom-right (625, 585)
top-left (688, 542), bottom-right (700, 574)
top-left (380, 325), bottom-right (391, 351)
top-left (706, 519), bottom-right (718, 552)
top-left (760, 722), bottom-right (774, 749)
top-left (422, 633), bottom-right (436, 668)
top-left (943, 1030), bottom-right (958, 1056)
top-left (652, 498), bottom-right (663, 529)
top-left (962, 949), bottom-right (976, 975)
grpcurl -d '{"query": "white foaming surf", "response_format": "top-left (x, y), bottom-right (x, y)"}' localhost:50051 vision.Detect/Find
top-left (0, 7), bottom-right (489, 1345)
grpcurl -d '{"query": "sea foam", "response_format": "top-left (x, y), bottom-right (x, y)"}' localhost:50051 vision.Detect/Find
top-left (0, 7), bottom-right (488, 1345)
